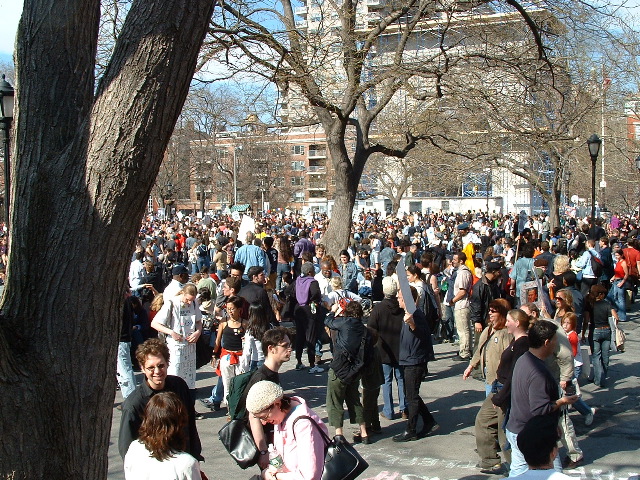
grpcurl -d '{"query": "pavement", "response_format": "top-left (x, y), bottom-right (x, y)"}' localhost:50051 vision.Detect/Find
top-left (109, 303), bottom-right (640, 480)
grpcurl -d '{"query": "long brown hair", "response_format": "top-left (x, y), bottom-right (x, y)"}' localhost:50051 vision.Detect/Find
top-left (138, 392), bottom-right (188, 461)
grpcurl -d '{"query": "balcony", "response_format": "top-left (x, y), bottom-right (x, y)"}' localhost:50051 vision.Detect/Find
top-left (307, 165), bottom-right (326, 173)
top-left (308, 149), bottom-right (327, 158)
top-left (294, 6), bottom-right (307, 16)
top-left (307, 181), bottom-right (326, 190)
top-left (295, 20), bottom-right (308, 28)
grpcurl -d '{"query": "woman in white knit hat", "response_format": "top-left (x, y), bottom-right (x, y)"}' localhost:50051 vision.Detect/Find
top-left (246, 381), bottom-right (328, 480)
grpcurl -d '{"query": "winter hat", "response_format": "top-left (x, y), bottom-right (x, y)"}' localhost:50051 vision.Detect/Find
top-left (382, 276), bottom-right (398, 297)
top-left (246, 381), bottom-right (284, 414)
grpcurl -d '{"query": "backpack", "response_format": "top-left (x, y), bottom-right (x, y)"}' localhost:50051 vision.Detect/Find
top-left (197, 244), bottom-right (208, 257)
top-left (335, 291), bottom-right (353, 316)
top-left (424, 275), bottom-right (442, 318)
top-left (227, 370), bottom-right (258, 420)
top-left (331, 333), bottom-right (368, 384)
top-left (589, 251), bottom-right (604, 278)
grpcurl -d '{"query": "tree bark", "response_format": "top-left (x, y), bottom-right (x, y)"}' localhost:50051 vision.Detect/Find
top-left (0, 1), bottom-right (214, 478)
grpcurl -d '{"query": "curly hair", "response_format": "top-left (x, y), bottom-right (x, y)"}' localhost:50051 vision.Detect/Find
top-left (136, 338), bottom-right (170, 367)
top-left (138, 392), bottom-right (187, 461)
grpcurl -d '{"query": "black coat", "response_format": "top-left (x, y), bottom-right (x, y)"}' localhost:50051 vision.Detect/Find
top-left (368, 297), bottom-right (403, 365)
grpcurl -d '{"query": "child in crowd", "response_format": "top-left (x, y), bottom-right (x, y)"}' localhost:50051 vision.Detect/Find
top-left (561, 312), bottom-right (596, 426)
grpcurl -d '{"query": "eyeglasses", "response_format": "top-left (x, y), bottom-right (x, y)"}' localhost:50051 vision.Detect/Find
top-left (488, 308), bottom-right (498, 313)
top-left (253, 406), bottom-right (273, 421)
top-left (556, 297), bottom-right (566, 302)
top-left (277, 342), bottom-right (292, 350)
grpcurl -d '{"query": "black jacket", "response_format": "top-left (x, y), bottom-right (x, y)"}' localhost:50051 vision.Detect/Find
top-left (118, 375), bottom-right (202, 460)
top-left (399, 308), bottom-right (433, 366)
top-left (368, 297), bottom-right (403, 365)
top-left (239, 281), bottom-right (276, 324)
top-left (469, 275), bottom-right (503, 328)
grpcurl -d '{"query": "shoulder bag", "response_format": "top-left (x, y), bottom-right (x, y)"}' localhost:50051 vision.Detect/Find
top-left (218, 418), bottom-right (260, 469)
top-left (293, 415), bottom-right (369, 480)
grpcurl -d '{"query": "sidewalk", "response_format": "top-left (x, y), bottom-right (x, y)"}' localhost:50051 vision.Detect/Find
top-left (108, 303), bottom-right (640, 480)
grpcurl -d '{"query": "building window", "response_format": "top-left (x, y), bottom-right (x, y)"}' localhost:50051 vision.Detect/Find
top-left (291, 176), bottom-right (304, 186)
top-left (291, 160), bottom-right (305, 171)
top-left (291, 145), bottom-right (305, 155)
top-left (291, 191), bottom-right (305, 202)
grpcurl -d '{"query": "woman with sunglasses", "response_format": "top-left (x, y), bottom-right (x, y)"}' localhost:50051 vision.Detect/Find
top-left (553, 289), bottom-right (574, 322)
top-left (246, 381), bottom-right (328, 480)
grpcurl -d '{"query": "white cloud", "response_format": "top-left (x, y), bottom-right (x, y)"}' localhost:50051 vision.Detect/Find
top-left (0, 0), bottom-right (22, 58)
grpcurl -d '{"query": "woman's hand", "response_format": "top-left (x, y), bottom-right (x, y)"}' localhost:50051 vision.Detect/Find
top-left (186, 330), bottom-right (201, 343)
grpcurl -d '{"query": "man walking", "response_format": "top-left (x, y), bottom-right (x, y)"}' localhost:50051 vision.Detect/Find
top-left (451, 252), bottom-right (473, 360)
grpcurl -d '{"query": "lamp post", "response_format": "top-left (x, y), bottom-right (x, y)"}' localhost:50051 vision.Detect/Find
top-left (232, 145), bottom-right (242, 206)
top-left (636, 155), bottom-right (640, 219)
top-left (165, 182), bottom-right (173, 219)
top-left (0, 74), bottom-right (14, 231)
top-left (587, 133), bottom-right (602, 227)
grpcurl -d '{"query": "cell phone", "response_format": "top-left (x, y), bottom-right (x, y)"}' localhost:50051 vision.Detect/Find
top-left (564, 383), bottom-right (576, 396)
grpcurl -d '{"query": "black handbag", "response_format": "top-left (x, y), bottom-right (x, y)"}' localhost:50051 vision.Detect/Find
top-left (293, 415), bottom-right (369, 480)
top-left (218, 419), bottom-right (260, 469)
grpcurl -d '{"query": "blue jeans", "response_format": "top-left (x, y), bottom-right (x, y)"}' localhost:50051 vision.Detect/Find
top-left (382, 363), bottom-right (407, 418)
top-left (197, 256), bottom-right (210, 272)
top-left (507, 428), bottom-right (562, 477)
top-left (607, 282), bottom-right (627, 322)
top-left (592, 327), bottom-right (611, 387)
top-left (208, 376), bottom-right (224, 404)
top-left (276, 262), bottom-right (291, 291)
top-left (116, 342), bottom-right (136, 399)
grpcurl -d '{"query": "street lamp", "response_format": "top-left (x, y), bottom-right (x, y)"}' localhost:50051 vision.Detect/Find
top-left (587, 133), bottom-right (601, 227)
top-left (165, 182), bottom-right (173, 219)
top-left (232, 145), bottom-right (242, 206)
top-left (0, 74), bottom-right (14, 231)
top-left (636, 155), bottom-right (640, 218)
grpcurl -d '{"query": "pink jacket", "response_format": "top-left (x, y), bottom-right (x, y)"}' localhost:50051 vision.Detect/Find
top-left (274, 397), bottom-right (328, 480)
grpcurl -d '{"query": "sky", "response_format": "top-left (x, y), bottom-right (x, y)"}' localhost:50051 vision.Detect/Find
top-left (0, 0), bottom-right (22, 65)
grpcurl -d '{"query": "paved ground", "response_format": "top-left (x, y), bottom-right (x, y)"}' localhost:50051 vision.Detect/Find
top-left (109, 303), bottom-right (640, 480)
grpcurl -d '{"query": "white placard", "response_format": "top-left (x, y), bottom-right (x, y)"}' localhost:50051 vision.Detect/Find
top-left (395, 262), bottom-right (416, 314)
top-left (238, 215), bottom-right (255, 243)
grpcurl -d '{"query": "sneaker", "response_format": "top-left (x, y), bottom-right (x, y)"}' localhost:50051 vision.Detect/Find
top-left (195, 411), bottom-right (205, 420)
top-left (199, 398), bottom-right (214, 409)
top-left (295, 363), bottom-right (306, 371)
top-left (479, 463), bottom-right (506, 475)
top-left (309, 365), bottom-right (324, 374)
top-left (379, 412), bottom-right (394, 420)
top-left (585, 407), bottom-right (596, 426)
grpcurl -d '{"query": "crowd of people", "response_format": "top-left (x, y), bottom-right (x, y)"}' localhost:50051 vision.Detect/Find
top-left (115, 208), bottom-right (638, 480)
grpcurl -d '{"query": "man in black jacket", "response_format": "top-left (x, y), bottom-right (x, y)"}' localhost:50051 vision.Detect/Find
top-left (239, 265), bottom-right (276, 325)
top-left (393, 285), bottom-right (438, 442)
top-left (119, 339), bottom-right (202, 461)
top-left (469, 261), bottom-right (503, 353)
top-left (368, 276), bottom-right (407, 420)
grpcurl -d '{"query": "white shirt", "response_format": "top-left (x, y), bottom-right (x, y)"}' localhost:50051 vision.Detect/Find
top-left (129, 259), bottom-right (145, 290)
top-left (511, 468), bottom-right (572, 480)
top-left (124, 440), bottom-right (201, 480)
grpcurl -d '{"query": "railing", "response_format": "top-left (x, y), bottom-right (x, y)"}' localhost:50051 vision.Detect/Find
top-left (307, 166), bottom-right (326, 173)
top-left (294, 6), bottom-right (307, 15)
top-left (308, 149), bottom-right (327, 157)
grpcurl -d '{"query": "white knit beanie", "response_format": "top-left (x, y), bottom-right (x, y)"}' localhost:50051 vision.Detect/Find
top-left (246, 381), bottom-right (284, 414)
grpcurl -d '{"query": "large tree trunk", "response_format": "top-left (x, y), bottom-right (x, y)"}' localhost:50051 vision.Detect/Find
top-left (0, 1), bottom-right (214, 478)
top-left (547, 176), bottom-right (562, 230)
top-left (322, 122), bottom-right (362, 256)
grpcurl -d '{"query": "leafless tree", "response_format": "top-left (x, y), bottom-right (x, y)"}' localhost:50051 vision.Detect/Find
top-left (0, 1), bottom-right (215, 478)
